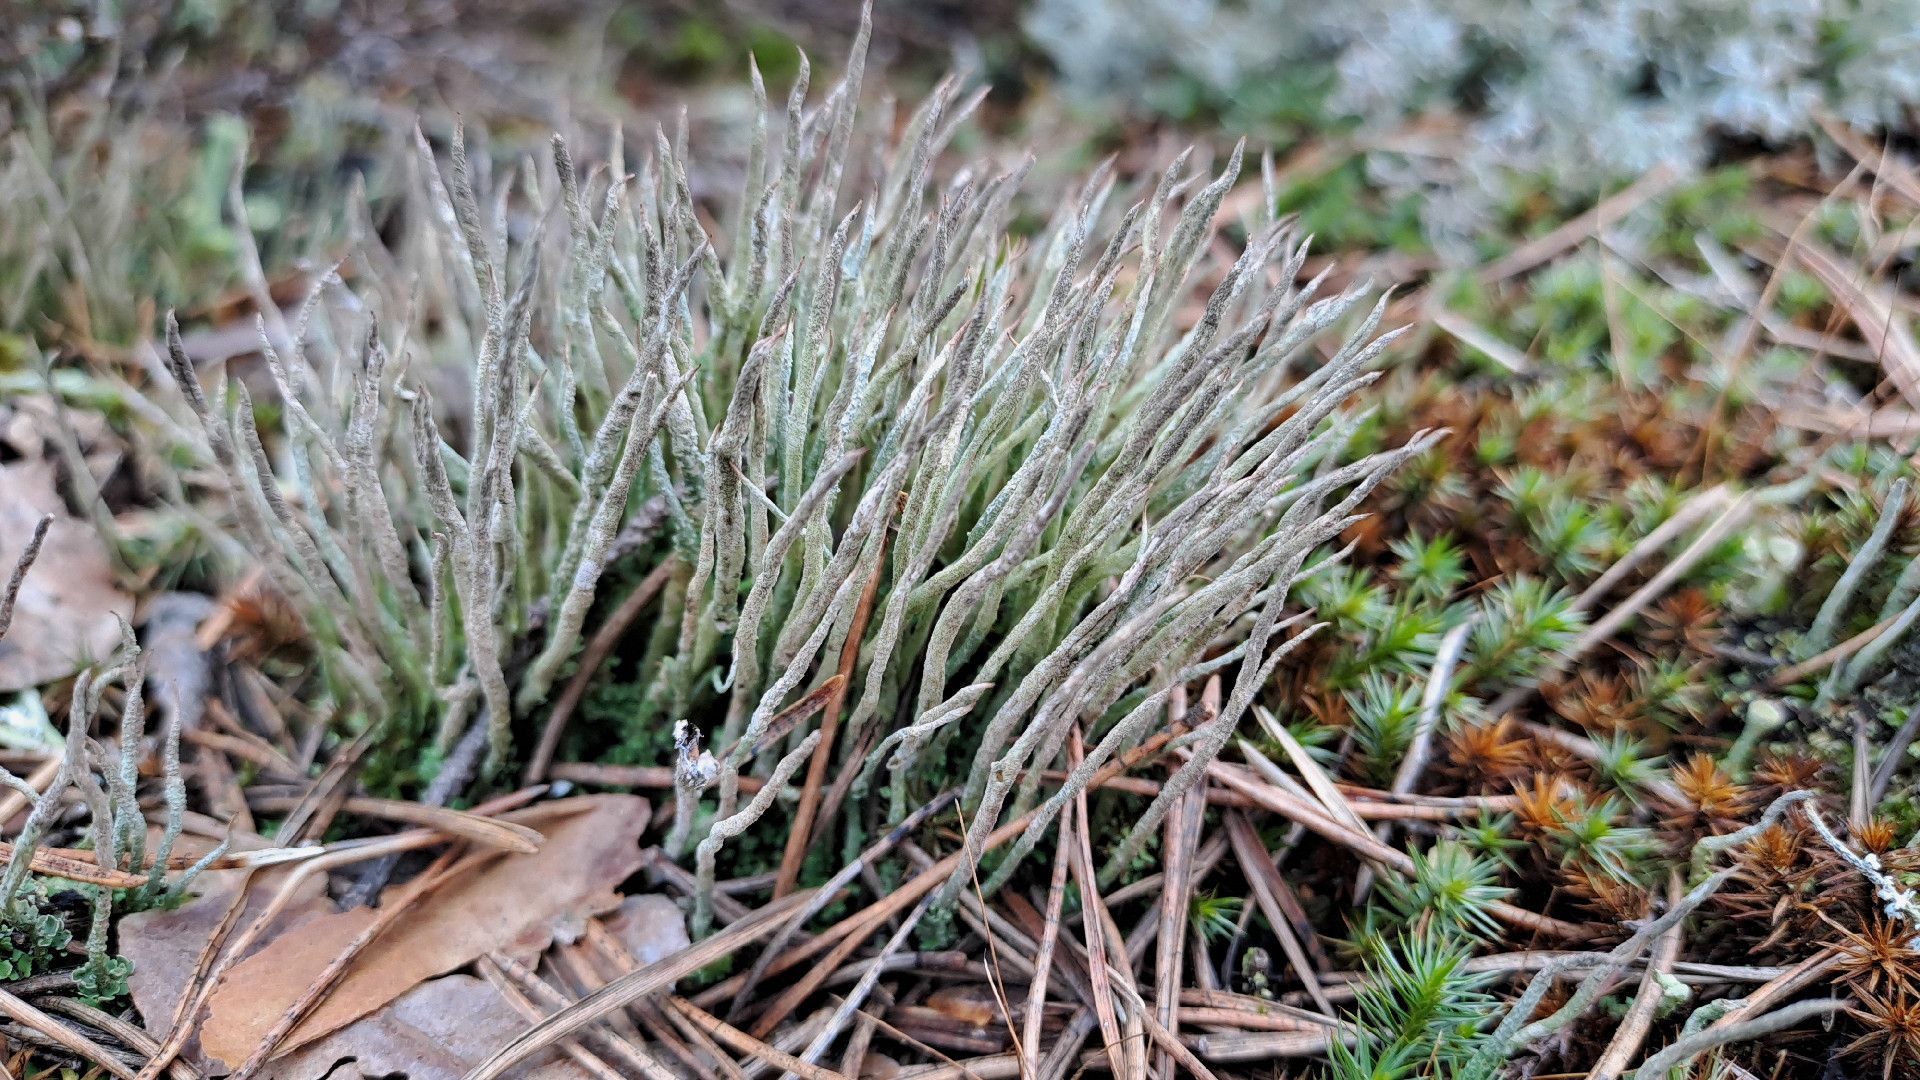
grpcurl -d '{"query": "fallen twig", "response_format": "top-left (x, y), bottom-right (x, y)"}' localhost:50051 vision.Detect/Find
top-left (664, 997), bottom-right (852, 1080)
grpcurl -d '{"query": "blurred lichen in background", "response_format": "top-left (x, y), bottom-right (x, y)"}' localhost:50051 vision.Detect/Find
top-left (1027, 0), bottom-right (1920, 251)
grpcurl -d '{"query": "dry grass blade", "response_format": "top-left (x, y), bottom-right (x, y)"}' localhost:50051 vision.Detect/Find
top-left (244, 795), bottom-right (544, 853)
top-left (1792, 239), bottom-right (1920, 409)
top-left (1025, 798), bottom-right (1075, 1080)
top-left (948, 799), bottom-right (1027, 1075)
top-left (0, 985), bottom-right (140, 1080)
top-left (484, 950), bottom-right (680, 1080)
top-left (461, 887), bottom-right (819, 1080)
top-left (476, 956), bottom-right (628, 1080)
top-left (1206, 756), bottom-right (1593, 938)
top-left (726, 789), bottom-right (956, 1021)
top-left (1225, 810), bottom-right (1335, 1016)
top-left (1154, 778), bottom-right (1202, 1080)
top-left (664, 997), bottom-right (852, 1080)
top-left (1066, 728), bottom-right (1141, 1080)
top-left (798, 896), bottom-right (936, 1068)
top-left (1478, 165), bottom-right (1678, 282)
top-left (1254, 708), bottom-right (1369, 836)
top-left (1105, 978), bottom-right (1223, 1080)
top-left (1427, 309), bottom-right (1531, 374)
top-left (694, 800), bottom-right (1054, 1014)
top-left (33, 997), bottom-right (201, 1080)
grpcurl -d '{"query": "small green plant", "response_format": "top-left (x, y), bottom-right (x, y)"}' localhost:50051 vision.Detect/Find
top-left (1591, 731), bottom-right (1666, 803)
top-left (1451, 812), bottom-right (1526, 875)
top-left (0, 897), bottom-right (71, 981)
top-left (1189, 891), bottom-right (1243, 944)
top-left (1377, 839), bottom-right (1511, 942)
top-left (1345, 674), bottom-right (1423, 787)
top-left (1326, 934), bottom-right (1497, 1080)
top-left (1545, 793), bottom-right (1656, 884)
top-left (1389, 530), bottom-right (1467, 603)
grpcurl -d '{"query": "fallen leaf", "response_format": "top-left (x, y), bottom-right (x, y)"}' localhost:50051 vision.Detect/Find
top-left (123, 832), bottom-right (333, 1069)
top-left (142, 592), bottom-right (215, 733)
top-left (200, 795), bottom-right (651, 1069)
top-left (0, 461), bottom-right (132, 691)
top-left (260, 973), bottom-right (592, 1080)
top-left (601, 894), bottom-right (689, 967)
top-left (924, 985), bottom-right (1001, 1027)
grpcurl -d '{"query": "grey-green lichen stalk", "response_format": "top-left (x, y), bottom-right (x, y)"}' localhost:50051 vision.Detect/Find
top-left (149, 4), bottom-right (1429, 928)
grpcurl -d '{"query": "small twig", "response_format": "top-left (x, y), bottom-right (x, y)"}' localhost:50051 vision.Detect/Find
top-left (1067, 728), bottom-right (1132, 1080)
top-left (340, 705), bottom-right (492, 909)
top-left (465, 888), bottom-right (824, 1080)
top-left (476, 956), bottom-right (628, 1080)
top-left (1769, 615), bottom-right (1896, 688)
top-left (1025, 798), bottom-right (1075, 1080)
top-left (726, 790), bottom-right (956, 1021)
top-left (949, 801), bottom-right (1029, 1075)
top-left (0, 986), bottom-right (139, 1080)
top-left (32, 997), bottom-right (200, 1080)
top-left (244, 793), bottom-right (543, 853)
top-left (797, 896), bottom-right (933, 1068)
top-left (1106, 978), bottom-right (1225, 1080)
top-left (665, 997), bottom-right (852, 1080)
top-left (655, 995), bottom-right (753, 1080)
top-left (1153, 771), bottom-right (1205, 1080)
top-left (484, 950), bottom-right (680, 1080)
top-left (1226, 810), bottom-right (1335, 1016)
top-left (1209, 754), bottom-right (1594, 939)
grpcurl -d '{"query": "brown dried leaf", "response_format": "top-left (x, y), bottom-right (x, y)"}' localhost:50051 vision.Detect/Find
top-left (199, 795), bottom-right (650, 1069)
top-left (260, 974), bottom-right (593, 1080)
top-left (122, 833), bottom-right (332, 1069)
top-left (0, 461), bottom-right (131, 691)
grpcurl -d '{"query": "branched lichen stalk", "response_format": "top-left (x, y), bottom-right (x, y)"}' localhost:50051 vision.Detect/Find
top-left (692, 730), bottom-right (818, 939)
